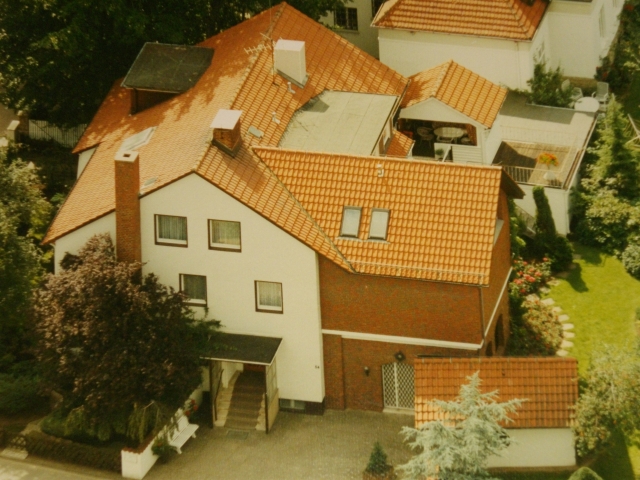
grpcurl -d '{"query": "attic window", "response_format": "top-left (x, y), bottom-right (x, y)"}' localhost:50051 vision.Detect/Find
top-left (340, 207), bottom-right (362, 238)
top-left (119, 127), bottom-right (156, 152)
top-left (369, 209), bottom-right (390, 240)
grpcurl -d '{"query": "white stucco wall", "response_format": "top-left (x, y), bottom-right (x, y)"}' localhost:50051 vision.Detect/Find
top-left (515, 185), bottom-right (571, 236)
top-left (378, 28), bottom-right (533, 89)
top-left (487, 428), bottom-right (576, 468)
top-left (139, 173), bottom-right (325, 404)
top-left (52, 212), bottom-right (116, 273)
top-left (320, 0), bottom-right (380, 58)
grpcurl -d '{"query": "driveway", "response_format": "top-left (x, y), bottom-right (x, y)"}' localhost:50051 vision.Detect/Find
top-left (147, 410), bottom-right (414, 480)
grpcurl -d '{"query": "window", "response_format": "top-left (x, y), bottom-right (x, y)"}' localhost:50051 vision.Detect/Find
top-left (255, 281), bottom-right (283, 313)
top-left (340, 206), bottom-right (362, 238)
top-left (372, 0), bottom-right (386, 17)
top-left (209, 219), bottom-right (241, 251)
top-left (155, 215), bottom-right (187, 246)
top-left (599, 7), bottom-right (606, 37)
top-left (180, 274), bottom-right (207, 306)
top-left (335, 7), bottom-right (358, 30)
top-left (369, 209), bottom-right (390, 240)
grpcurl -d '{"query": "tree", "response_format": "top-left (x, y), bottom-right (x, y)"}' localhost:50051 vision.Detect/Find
top-left (0, 150), bottom-right (51, 370)
top-left (532, 186), bottom-right (573, 272)
top-left (526, 61), bottom-right (573, 108)
top-left (0, 0), bottom-right (344, 127)
top-left (573, 345), bottom-right (640, 457)
top-left (33, 234), bottom-right (220, 442)
top-left (365, 441), bottom-right (393, 477)
top-left (399, 372), bottom-right (523, 480)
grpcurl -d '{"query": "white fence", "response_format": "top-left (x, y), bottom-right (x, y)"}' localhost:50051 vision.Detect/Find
top-left (28, 120), bottom-right (87, 147)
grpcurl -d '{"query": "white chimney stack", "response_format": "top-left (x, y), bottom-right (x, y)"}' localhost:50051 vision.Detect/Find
top-left (274, 39), bottom-right (307, 87)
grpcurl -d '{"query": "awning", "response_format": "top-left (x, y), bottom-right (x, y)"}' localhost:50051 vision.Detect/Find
top-left (202, 333), bottom-right (282, 365)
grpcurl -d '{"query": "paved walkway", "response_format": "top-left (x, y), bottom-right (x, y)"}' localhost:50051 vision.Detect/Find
top-left (147, 410), bottom-right (414, 480)
top-left (0, 456), bottom-right (115, 480)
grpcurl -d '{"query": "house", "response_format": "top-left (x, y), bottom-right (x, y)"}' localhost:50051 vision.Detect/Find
top-left (372, 0), bottom-right (624, 90)
top-left (397, 60), bottom-right (597, 235)
top-left (414, 357), bottom-right (579, 468)
top-left (43, 3), bottom-right (522, 425)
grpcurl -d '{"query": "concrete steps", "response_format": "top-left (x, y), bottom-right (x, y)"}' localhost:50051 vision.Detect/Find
top-left (224, 371), bottom-right (265, 431)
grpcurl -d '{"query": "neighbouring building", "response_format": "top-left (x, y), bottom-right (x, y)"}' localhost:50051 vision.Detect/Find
top-left (372, 0), bottom-right (624, 89)
top-left (44, 3), bottom-right (523, 427)
top-left (414, 357), bottom-right (579, 468)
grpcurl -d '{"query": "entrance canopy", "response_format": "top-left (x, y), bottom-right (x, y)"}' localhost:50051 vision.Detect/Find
top-left (203, 333), bottom-right (282, 365)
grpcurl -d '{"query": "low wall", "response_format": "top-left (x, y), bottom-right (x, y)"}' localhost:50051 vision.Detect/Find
top-left (487, 428), bottom-right (576, 468)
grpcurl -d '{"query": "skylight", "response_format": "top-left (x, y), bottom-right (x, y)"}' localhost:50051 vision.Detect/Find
top-left (340, 207), bottom-right (362, 238)
top-left (118, 127), bottom-right (157, 153)
top-left (369, 209), bottom-right (390, 240)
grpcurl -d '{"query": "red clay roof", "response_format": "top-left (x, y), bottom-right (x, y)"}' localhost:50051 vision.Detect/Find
top-left (254, 148), bottom-right (517, 285)
top-left (415, 357), bottom-right (579, 429)
top-left (372, 0), bottom-right (548, 41)
top-left (402, 61), bottom-right (507, 128)
top-left (386, 129), bottom-right (414, 157)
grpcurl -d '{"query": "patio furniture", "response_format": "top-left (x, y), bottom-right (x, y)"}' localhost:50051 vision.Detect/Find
top-left (416, 127), bottom-right (434, 147)
top-left (459, 136), bottom-right (473, 145)
top-left (434, 126), bottom-right (464, 143)
top-left (574, 97), bottom-right (600, 113)
top-left (592, 81), bottom-right (609, 105)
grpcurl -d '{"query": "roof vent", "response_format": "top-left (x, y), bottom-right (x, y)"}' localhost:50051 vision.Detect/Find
top-left (274, 39), bottom-right (307, 88)
top-left (211, 109), bottom-right (243, 156)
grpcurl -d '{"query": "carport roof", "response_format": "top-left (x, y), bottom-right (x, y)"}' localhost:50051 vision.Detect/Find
top-left (203, 333), bottom-right (282, 365)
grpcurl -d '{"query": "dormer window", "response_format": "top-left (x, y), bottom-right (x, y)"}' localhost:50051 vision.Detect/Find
top-left (369, 209), bottom-right (390, 240)
top-left (340, 206), bottom-right (362, 237)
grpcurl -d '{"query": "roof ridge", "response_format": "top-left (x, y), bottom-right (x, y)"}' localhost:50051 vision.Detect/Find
top-left (433, 60), bottom-right (455, 99)
top-left (372, 0), bottom-right (403, 26)
top-left (505, 0), bottom-right (534, 37)
top-left (192, 3), bottom-right (286, 173)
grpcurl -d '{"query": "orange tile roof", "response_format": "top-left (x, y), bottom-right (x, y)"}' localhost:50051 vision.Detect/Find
top-left (372, 0), bottom-right (548, 41)
top-left (254, 147), bottom-right (520, 285)
top-left (415, 357), bottom-right (579, 429)
top-left (402, 61), bottom-right (507, 128)
top-left (386, 129), bottom-right (414, 157)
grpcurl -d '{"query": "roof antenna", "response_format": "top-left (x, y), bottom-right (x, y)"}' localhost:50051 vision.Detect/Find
top-left (287, 81), bottom-right (295, 94)
top-left (272, 112), bottom-right (281, 125)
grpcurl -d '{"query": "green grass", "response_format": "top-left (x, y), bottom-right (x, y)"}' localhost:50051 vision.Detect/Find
top-left (542, 244), bottom-right (640, 375)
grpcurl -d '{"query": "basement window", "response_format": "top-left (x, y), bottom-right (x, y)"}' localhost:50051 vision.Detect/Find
top-left (369, 209), bottom-right (390, 240)
top-left (155, 214), bottom-right (187, 246)
top-left (340, 206), bottom-right (362, 238)
top-left (180, 274), bottom-right (207, 306)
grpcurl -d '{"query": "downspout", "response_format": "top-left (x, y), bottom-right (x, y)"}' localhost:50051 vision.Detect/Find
top-left (479, 286), bottom-right (486, 355)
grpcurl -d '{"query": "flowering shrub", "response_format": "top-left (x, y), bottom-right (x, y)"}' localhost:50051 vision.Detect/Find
top-left (507, 299), bottom-right (563, 356)
top-left (509, 257), bottom-right (552, 298)
top-left (183, 399), bottom-right (198, 418)
top-left (536, 152), bottom-right (559, 166)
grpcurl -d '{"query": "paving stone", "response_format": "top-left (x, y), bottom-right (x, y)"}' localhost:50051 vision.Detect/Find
top-left (563, 331), bottom-right (575, 339)
top-left (556, 349), bottom-right (569, 357)
top-left (548, 279), bottom-right (561, 286)
top-left (552, 306), bottom-right (563, 314)
top-left (0, 448), bottom-right (28, 460)
top-left (573, 254), bottom-right (582, 260)
top-left (561, 340), bottom-right (574, 349)
top-left (539, 286), bottom-right (550, 294)
top-left (562, 323), bottom-right (574, 331)
top-left (558, 314), bottom-right (570, 322)
top-left (557, 271), bottom-right (570, 279)
top-left (526, 294), bottom-right (539, 302)
top-left (541, 298), bottom-right (555, 306)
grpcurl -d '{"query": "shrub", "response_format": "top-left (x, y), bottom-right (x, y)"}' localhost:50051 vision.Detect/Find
top-left (365, 441), bottom-right (392, 475)
top-left (549, 235), bottom-right (574, 272)
top-left (569, 467), bottom-right (603, 480)
top-left (0, 374), bottom-right (43, 415)
top-left (622, 243), bottom-right (640, 278)
top-left (507, 299), bottom-right (563, 356)
top-left (510, 257), bottom-right (552, 299)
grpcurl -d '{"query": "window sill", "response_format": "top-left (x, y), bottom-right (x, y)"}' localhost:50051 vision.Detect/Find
top-left (331, 28), bottom-right (360, 34)
top-left (156, 240), bottom-right (188, 248)
top-left (256, 307), bottom-right (283, 314)
top-left (209, 244), bottom-right (242, 252)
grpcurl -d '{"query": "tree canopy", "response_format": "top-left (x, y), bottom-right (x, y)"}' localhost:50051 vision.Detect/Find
top-left (0, 150), bottom-right (51, 370)
top-left (0, 0), bottom-right (344, 127)
top-left (399, 372), bottom-right (523, 480)
top-left (33, 234), bottom-right (220, 442)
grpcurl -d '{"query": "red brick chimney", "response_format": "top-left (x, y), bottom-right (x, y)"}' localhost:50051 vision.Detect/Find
top-left (114, 150), bottom-right (141, 263)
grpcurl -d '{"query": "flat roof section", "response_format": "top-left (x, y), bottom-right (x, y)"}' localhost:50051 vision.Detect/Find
top-left (279, 91), bottom-right (398, 156)
top-left (122, 43), bottom-right (214, 93)
top-left (203, 333), bottom-right (282, 365)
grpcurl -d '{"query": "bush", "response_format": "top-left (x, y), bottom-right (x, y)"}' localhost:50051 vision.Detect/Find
top-left (509, 257), bottom-right (552, 299)
top-left (526, 61), bottom-right (573, 108)
top-left (0, 374), bottom-right (43, 415)
top-left (569, 467), bottom-right (603, 480)
top-left (507, 299), bottom-right (563, 356)
top-left (622, 243), bottom-right (640, 278)
top-left (365, 442), bottom-right (392, 475)
top-left (549, 235), bottom-right (574, 272)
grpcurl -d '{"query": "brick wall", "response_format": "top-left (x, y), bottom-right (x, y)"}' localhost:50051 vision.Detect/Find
top-left (115, 152), bottom-right (142, 263)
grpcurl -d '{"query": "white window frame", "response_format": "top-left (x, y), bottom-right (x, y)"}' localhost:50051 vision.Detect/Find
top-left (155, 214), bottom-right (188, 246)
top-left (340, 206), bottom-right (362, 238)
top-left (255, 281), bottom-right (283, 314)
top-left (334, 7), bottom-right (358, 31)
top-left (368, 208), bottom-right (390, 240)
top-left (180, 274), bottom-right (207, 306)
top-left (208, 219), bottom-right (241, 251)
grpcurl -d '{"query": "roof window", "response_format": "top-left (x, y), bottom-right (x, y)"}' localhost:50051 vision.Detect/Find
top-left (118, 127), bottom-right (156, 153)
top-left (340, 207), bottom-right (362, 238)
top-left (369, 209), bottom-right (390, 240)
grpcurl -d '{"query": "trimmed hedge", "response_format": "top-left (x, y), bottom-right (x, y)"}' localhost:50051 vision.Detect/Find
top-left (0, 428), bottom-right (122, 473)
top-left (0, 374), bottom-right (44, 415)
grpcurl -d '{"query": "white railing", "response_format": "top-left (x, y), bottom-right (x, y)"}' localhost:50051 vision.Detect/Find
top-left (28, 120), bottom-right (87, 147)
top-left (451, 144), bottom-right (483, 164)
top-left (500, 125), bottom-right (576, 147)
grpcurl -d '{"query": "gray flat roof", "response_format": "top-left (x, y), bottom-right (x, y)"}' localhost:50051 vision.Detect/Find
top-left (203, 333), bottom-right (282, 365)
top-left (279, 91), bottom-right (398, 155)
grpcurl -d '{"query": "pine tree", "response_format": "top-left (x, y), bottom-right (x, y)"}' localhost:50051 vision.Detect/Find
top-left (532, 186), bottom-right (573, 271)
top-left (399, 372), bottom-right (522, 480)
top-left (365, 442), bottom-right (392, 475)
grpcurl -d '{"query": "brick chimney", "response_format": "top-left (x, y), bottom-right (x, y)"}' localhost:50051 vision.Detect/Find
top-left (211, 109), bottom-right (243, 156)
top-left (114, 150), bottom-right (141, 263)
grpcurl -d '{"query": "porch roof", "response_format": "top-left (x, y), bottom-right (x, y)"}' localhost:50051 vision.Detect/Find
top-left (203, 333), bottom-right (282, 365)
